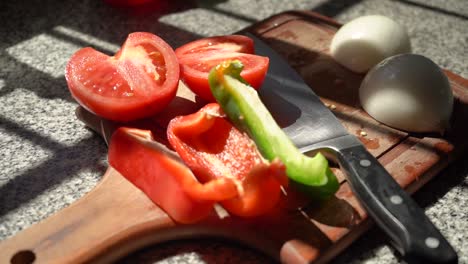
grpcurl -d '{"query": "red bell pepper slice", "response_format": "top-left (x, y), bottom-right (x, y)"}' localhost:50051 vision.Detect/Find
top-left (108, 127), bottom-right (239, 224)
top-left (167, 103), bottom-right (288, 217)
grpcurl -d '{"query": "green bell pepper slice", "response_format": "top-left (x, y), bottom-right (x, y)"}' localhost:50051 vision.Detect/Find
top-left (208, 60), bottom-right (339, 199)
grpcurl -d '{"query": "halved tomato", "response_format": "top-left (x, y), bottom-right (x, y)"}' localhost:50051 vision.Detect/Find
top-left (175, 35), bottom-right (269, 102)
top-left (65, 32), bottom-right (179, 122)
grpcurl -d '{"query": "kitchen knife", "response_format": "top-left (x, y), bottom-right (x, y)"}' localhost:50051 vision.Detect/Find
top-left (247, 33), bottom-right (458, 263)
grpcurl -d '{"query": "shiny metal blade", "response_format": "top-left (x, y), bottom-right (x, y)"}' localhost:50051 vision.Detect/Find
top-left (247, 35), bottom-right (458, 263)
top-left (249, 34), bottom-right (349, 150)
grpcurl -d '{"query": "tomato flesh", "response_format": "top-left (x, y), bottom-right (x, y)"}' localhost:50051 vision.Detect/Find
top-left (175, 35), bottom-right (269, 102)
top-left (66, 32), bottom-right (179, 122)
top-left (77, 52), bottom-right (134, 98)
top-left (175, 35), bottom-right (254, 56)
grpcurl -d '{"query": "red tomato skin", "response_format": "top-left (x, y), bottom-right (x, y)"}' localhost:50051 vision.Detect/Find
top-left (179, 54), bottom-right (269, 102)
top-left (66, 32), bottom-right (179, 122)
top-left (108, 127), bottom-right (215, 224)
top-left (175, 35), bottom-right (255, 57)
top-left (167, 103), bottom-right (288, 217)
top-left (175, 35), bottom-right (269, 102)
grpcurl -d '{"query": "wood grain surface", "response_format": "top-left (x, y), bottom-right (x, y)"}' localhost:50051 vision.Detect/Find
top-left (0, 11), bottom-right (466, 264)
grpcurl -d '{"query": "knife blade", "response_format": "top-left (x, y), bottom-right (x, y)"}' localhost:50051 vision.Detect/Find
top-left (247, 33), bottom-right (458, 263)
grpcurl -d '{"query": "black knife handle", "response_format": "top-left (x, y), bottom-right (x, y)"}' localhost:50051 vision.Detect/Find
top-left (337, 144), bottom-right (458, 263)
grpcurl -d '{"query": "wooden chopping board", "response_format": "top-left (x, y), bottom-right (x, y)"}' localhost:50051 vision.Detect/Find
top-left (1, 11), bottom-right (467, 264)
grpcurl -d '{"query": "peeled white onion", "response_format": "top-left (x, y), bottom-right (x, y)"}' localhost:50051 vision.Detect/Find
top-left (330, 15), bottom-right (411, 73)
top-left (359, 54), bottom-right (453, 133)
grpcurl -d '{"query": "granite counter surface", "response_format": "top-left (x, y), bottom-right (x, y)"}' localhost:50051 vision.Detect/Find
top-left (1, 0), bottom-right (467, 263)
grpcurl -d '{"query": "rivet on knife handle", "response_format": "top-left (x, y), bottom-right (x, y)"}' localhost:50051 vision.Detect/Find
top-left (337, 142), bottom-right (458, 263)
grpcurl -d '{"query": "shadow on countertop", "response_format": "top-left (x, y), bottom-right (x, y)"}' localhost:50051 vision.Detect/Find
top-left (0, 0), bottom-right (367, 219)
top-left (0, 0), bottom-right (205, 219)
top-left (1, 1), bottom-right (466, 263)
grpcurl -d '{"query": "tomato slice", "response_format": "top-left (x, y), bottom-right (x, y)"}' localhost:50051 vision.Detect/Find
top-left (66, 32), bottom-right (179, 122)
top-left (175, 35), bottom-right (255, 57)
top-left (175, 35), bottom-right (269, 102)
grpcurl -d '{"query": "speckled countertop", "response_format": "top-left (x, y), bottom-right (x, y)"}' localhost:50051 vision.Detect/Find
top-left (1, 0), bottom-right (467, 263)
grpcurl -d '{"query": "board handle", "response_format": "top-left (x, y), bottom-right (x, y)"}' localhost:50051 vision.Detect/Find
top-left (0, 166), bottom-right (322, 264)
top-left (0, 168), bottom-right (176, 264)
top-left (337, 143), bottom-right (458, 263)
